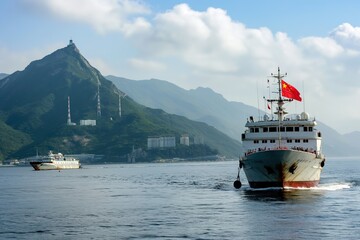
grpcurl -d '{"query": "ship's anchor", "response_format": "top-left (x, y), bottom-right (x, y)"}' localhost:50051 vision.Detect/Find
top-left (321, 159), bottom-right (326, 168)
top-left (233, 158), bottom-right (243, 189)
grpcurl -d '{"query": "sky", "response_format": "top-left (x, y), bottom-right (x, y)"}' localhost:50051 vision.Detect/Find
top-left (1, 0), bottom-right (360, 134)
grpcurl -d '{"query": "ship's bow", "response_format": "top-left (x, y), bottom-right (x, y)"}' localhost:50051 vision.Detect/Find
top-left (242, 149), bottom-right (324, 188)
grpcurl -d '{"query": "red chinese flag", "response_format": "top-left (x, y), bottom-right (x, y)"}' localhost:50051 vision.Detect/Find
top-left (281, 80), bottom-right (302, 101)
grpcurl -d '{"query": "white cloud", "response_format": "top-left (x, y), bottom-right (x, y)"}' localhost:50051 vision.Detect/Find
top-left (330, 23), bottom-right (360, 49)
top-left (123, 4), bottom-right (360, 133)
top-left (131, 4), bottom-right (268, 73)
top-left (25, 0), bottom-right (151, 35)
top-left (129, 4), bottom-right (309, 88)
top-left (128, 58), bottom-right (166, 72)
top-left (299, 37), bottom-right (344, 58)
top-left (10, 2), bottom-right (360, 133)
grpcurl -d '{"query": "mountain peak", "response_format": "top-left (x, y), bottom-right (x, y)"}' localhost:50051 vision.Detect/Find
top-left (0, 40), bottom-right (116, 125)
top-left (66, 39), bottom-right (80, 53)
top-left (23, 40), bottom-right (84, 72)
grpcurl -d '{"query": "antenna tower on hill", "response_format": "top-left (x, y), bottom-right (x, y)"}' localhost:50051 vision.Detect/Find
top-left (97, 79), bottom-right (101, 117)
top-left (114, 89), bottom-right (127, 118)
top-left (67, 96), bottom-right (76, 125)
top-left (67, 96), bottom-right (72, 125)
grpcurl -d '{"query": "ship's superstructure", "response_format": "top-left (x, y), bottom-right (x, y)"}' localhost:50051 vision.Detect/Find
top-left (234, 68), bottom-right (325, 189)
top-left (30, 151), bottom-right (81, 171)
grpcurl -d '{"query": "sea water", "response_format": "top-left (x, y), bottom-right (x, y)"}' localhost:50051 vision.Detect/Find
top-left (0, 158), bottom-right (359, 239)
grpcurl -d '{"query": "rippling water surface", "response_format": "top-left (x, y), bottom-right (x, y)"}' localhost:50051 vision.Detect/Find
top-left (0, 158), bottom-right (359, 239)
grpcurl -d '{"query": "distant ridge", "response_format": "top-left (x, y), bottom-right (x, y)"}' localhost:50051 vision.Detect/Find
top-left (107, 75), bottom-right (360, 157)
top-left (107, 76), bottom-right (259, 140)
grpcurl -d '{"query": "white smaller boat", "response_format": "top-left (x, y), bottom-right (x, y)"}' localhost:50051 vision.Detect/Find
top-left (30, 151), bottom-right (81, 170)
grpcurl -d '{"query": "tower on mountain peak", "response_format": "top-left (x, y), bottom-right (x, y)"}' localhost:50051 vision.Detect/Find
top-left (67, 39), bottom-right (79, 53)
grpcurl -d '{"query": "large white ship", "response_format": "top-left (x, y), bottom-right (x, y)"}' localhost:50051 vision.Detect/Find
top-left (30, 151), bottom-right (81, 170)
top-left (234, 68), bottom-right (325, 189)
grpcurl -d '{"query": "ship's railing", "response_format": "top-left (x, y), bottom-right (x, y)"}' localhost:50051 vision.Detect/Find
top-left (247, 114), bottom-right (316, 123)
top-left (244, 146), bottom-right (317, 156)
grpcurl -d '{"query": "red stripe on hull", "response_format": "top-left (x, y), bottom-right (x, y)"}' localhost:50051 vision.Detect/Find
top-left (249, 180), bottom-right (319, 189)
top-left (284, 180), bottom-right (319, 188)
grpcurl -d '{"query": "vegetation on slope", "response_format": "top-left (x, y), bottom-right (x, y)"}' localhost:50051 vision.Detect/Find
top-left (0, 43), bottom-right (241, 161)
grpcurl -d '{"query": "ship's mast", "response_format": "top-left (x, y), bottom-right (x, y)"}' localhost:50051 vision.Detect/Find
top-left (267, 67), bottom-right (292, 147)
top-left (268, 67), bottom-right (292, 120)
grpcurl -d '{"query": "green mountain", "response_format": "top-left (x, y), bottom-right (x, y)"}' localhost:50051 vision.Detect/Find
top-left (0, 42), bottom-right (242, 161)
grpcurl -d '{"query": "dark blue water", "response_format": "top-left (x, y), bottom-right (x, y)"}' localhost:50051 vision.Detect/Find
top-left (0, 158), bottom-right (359, 239)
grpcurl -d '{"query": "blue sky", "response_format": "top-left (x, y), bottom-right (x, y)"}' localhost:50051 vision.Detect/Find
top-left (1, 0), bottom-right (360, 133)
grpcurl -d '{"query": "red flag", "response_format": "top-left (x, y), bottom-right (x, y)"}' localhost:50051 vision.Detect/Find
top-left (267, 103), bottom-right (271, 110)
top-left (281, 80), bottom-right (302, 101)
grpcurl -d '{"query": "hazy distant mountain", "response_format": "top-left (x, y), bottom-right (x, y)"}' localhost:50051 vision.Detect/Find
top-left (0, 42), bottom-right (241, 161)
top-left (315, 121), bottom-right (355, 156)
top-left (342, 131), bottom-right (360, 151)
top-left (343, 131), bottom-right (360, 143)
top-left (0, 73), bottom-right (8, 80)
top-left (108, 76), bottom-right (359, 157)
top-left (107, 76), bottom-right (259, 140)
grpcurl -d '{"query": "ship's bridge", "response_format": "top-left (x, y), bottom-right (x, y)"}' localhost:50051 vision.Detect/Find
top-left (244, 113), bottom-right (319, 139)
top-left (245, 112), bottom-right (316, 128)
top-left (242, 112), bottom-right (322, 155)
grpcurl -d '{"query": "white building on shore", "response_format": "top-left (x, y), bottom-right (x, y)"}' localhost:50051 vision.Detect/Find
top-left (147, 136), bottom-right (176, 149)
top-left (180, 134), bottom-right (190, 146)
top-left (80, 119), bottom-right (96, 126)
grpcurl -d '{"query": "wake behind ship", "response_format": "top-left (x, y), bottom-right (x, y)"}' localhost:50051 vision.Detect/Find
top-left (234, 68), bottom-right (325, 189)
top-left (30, 151), bottom-right (81, 170)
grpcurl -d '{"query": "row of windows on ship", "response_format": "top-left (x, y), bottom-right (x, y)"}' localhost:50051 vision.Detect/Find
top-left (249, 126), bottom-right (313, 133)
top-left (252, 139), bottom-right (309, 144)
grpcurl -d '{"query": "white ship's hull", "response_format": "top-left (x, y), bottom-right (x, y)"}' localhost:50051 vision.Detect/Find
top-left (30, 161), bottom-right (80, 170)
top-left (241, 149), bottom-right (325, 188)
